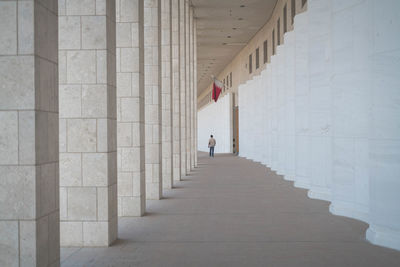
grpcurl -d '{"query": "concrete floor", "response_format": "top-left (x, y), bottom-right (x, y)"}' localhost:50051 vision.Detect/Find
top-left (61, 152), bottom-right (400, 267)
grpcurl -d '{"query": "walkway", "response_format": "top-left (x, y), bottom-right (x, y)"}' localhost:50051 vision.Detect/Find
top-left (61, 153), bottom-right (400, 266)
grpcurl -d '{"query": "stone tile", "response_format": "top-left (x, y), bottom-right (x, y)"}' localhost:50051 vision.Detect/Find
top-left (97, 187), bottom-right (109, 220)
top-left (0, 221), bottom-right (18, 267)
top-left (119, 0), bottom-right (139, 23)
top-left (120, 196), bottom-right (143, 216)
top-left (48, 212), bottom-right (61, 264)
top-left (18, 111), bottom-right (36, 164)
top-left (120, 147), bottom-right (141, 172)
top-left (60, 187), bottom-right (68, 220)
top-left (0, 112), bottom-right (18, 165)
top-left (96, 50), bottom-right (108, 84)
top-left (59, 85), bottom-right (81, 118)
top-left (117, 123), bottom-right (132, 147)
top-left (0, 56), bottom-right (34, 110)
top-left (36, 216), bottom-right (49, 267)
top-left (96, 0), bottom-right (106, 15)
top-left (18, 1), bottom-right (34, 55)
top-left (67, 187), bottom-right (97, 221)
top-left (0, 166), bottom-right (36, 220)
top-left (0, 1), bottom-right (17, 55)
top-left (67, 119), bottom-right (97, 152)
top-left (82, 16), bottom-right (107, 49)
top-left (96, 119), bottom-right (108, 152)
top-left (116, 23), bottom-right (132, 48)
top-left (59, 16), bottom-right (81, 50)
top-left (82, 85), bottom-right (108, 118)
top-left (83, 221), bottom-right (110, 246)
top-left (67, 51), bottom-right (96, 84)
top-left (60, 222), bottom-right (83, 247)
top-left (120, 97), bottom-right (140, 122)
top-left (19, 220), bottom-right (37, 266)
top-left (118, 172), bottom-right (133, 197)
top-left (117, 72), bottom-right (132, 97)
top-left (120, 47), bottom-right (139, 73)
top-left (82, 153), bottom-right (108, 187)
top-left (39, 163), bottom-right (57, 216)
top-left (60, 153), bottom-right (81, 187)
top-left (66, 0), bottom-right (95, 16)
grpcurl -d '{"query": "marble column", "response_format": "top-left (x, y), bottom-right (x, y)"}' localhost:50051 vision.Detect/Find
top-left (307, 0), bottom-right (332, 202)
top-left (59, 0), bottom-right (118, 247)
top-left (171, 0), bottom-right (182, 181)
top-left (294, 11), bottom-right (311, 189)
top-left (179, 0), bottom-right (187, 177)
top-left (367, 0), bottom-right (400, 251)
top-left (116, 0), bottom-right (145, 216)
top-left (0, 1), bottom-right (59, 265)
top-left (330, 0), bottom-right (371, 222)
top-left (161, 0), bottom-right (173, 189)
top-left (283, 31), bottom-right (296, 181)
top-left (185, 1), bottom-right (191, 172)
top-left (144, 0), bottom-right (162, 199)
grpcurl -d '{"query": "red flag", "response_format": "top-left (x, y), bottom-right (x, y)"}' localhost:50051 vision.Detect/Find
top-left (212, 79), bottom-right (223, 102)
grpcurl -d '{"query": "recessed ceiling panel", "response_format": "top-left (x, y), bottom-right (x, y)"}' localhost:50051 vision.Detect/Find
top-left (193, 0), bottom-right (278, 96)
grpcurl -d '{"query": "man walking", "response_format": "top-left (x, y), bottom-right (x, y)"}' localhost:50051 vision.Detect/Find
top-left (208, 135), bottom-right (216, 157)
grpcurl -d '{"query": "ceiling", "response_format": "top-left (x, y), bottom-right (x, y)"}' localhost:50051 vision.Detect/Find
top-left (193, 0), bottom-right (278, 96)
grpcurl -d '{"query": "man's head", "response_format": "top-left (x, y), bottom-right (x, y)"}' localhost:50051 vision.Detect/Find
top-left (210, 135), bottom-right (213, 138)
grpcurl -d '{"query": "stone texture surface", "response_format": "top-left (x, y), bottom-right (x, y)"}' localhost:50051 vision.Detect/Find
top-left (161, 0), bottom-right (173, 190)
top-left (59, 0), bottom-right (117, 247)
top-left (171, 0), bottom-right (181, 182)
top-left (185, 1), bottom-right (191, 173)
top-left (0, 1), bottom-right (60, 266)
top-left (117, 0), bottom-right (146, 217)
top-left (179, 0), bottom-right (187, 177)
top-left (61, 153), bottom-right (400, 266)
top-left (144, 0), bottom-right (162, 200)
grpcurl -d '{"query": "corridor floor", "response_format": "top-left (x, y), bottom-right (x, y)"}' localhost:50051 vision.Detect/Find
top-left (61, 152), bottom-right (400, 267)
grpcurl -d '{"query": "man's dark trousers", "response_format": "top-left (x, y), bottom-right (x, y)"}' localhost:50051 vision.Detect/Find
top-left (209, 147), bottom-right (214, 157)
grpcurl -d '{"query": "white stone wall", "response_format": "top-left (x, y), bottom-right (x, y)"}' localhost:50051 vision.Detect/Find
top-left (237, 0), bottom-right (400, 251)
top-left (59, 0), bottom-right (118, 247)
top-left (329, 0), bottom-right (370, 222)
top-left (0, 0), bottom-right (60, 265)
top-left (144, 0), bottom-right (162, 199)
top-left (116, 0), bottom-right (145, 217)
top-left (198, 94), bottom-right (233, 154)
top-left (366, 0), bottom-right (400, 251)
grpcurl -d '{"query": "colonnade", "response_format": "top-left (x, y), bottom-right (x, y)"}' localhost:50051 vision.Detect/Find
top-left (0, 0), bottom-right (198, 265)
top-left (238, 0), bottom-right (400, 251)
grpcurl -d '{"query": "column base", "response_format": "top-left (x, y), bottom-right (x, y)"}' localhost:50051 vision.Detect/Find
top-left (366, 225), bottom-right (400, 251)
top-left (118, 196), bottom-right (145, 217)
top-left (329, 201), bottom-right (369, 223)
top-left (308, 187), bottom-right (332, 202)
top-left (284, 174), bottom-right (296, 181)
top-left (60, 217), bottom-right (117, 247)
top-left (294, 178), bottom-right (311, 189)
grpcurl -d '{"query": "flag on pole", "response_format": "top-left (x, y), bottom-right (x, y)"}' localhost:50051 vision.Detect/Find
top-left (212, 78), bottom-right (223, 102)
